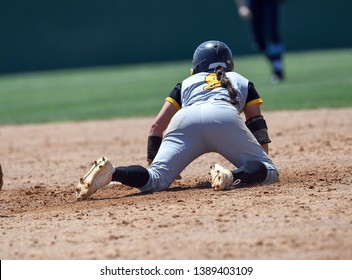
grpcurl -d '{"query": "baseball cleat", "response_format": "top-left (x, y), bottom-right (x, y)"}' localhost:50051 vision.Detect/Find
top-left (76, 157), bottom-right (114, 200)
top-left (210, 164), bottom-right (237, 191)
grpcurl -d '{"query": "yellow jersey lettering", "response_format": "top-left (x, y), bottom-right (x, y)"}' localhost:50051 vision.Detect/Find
top-left (204, 73), bottom-right (221, 90)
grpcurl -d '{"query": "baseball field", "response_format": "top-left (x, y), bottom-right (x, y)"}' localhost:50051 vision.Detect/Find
top-left (0, 49), bottom-right (352, 260)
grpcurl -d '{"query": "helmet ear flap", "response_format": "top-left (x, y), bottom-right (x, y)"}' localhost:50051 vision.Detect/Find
top-left (190, 65), bottom-right (199, 75)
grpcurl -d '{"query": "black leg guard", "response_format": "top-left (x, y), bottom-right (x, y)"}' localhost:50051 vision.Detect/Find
top-left (232, 161), bottom-right (267, 185)
top-left (112, 165), bottom-right (150, 189)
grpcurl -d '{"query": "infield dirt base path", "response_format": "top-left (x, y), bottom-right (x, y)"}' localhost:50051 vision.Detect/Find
top-left (0, 108), bottom-right (351, 259)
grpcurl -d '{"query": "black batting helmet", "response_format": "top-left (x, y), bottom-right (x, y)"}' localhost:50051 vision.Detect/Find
top-left (191, 40), bottom-right (234, 74)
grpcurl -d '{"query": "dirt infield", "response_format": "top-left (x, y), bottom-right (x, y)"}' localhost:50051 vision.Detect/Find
top-left (0, 108), bottom-right (351, 260)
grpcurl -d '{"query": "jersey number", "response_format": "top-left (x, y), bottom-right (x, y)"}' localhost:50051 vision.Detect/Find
top-left (204, 73), bottom-right (221, 90)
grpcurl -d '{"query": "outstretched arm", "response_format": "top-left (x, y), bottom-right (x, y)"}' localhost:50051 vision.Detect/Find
top-left (147, 101), bottom-right (178, 165)
top-left (149, 101), bottom-right (178, 137)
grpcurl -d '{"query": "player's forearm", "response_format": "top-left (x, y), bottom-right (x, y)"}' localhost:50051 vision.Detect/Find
top-left (149, 123), bottom-right (165, 137)
top-left (149, 101), bottom-right (178, 137)
top-left (261, 143), bottom-right (269, 155)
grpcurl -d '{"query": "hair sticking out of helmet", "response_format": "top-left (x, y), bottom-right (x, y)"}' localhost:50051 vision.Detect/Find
top-left (215, 66), bottom-right (239, 106)
top-left (191, 40), bottom-right (234, 74)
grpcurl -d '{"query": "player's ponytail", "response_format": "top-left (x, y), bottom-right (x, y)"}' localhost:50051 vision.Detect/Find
top-left (215, 67), bottom-right (239, 106)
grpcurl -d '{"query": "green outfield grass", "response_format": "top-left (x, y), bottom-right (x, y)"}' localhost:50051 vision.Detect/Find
top-left (0, 48), bottom-right (351, 125)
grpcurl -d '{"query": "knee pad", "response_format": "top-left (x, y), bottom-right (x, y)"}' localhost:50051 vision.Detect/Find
top-left (232, 161), bottom-right (268, 184)
top-left (266, 42), bottom-right (284, 59)
top-left (232, 161), bottom-right (279, 185)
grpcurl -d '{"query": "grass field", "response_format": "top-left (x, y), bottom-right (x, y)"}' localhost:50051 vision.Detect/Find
top-left (0, 48), bottom-right (351, 125)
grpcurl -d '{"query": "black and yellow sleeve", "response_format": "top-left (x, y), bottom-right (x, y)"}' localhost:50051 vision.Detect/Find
top-left (166, 83), bottom-right (182, 110)
top-left (244, 81), bottom-right (263, 109)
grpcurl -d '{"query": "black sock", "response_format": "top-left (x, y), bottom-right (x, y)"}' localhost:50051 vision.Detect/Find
top-left (112, 165), bottom-right (150, 189)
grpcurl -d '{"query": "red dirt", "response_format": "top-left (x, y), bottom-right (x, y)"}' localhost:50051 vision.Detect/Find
top-left (0, 108), bottom-right (351, 259)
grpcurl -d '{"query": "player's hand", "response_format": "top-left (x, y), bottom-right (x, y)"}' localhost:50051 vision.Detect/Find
top-left (238, 6), bottom-right (252, 20)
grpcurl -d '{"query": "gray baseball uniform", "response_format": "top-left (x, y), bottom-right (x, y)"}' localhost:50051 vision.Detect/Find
top-left (140, 71), bottom-right (278, 192)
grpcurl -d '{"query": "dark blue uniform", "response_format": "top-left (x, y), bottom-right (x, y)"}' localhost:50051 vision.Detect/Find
top-left (246, 0), bottom-right (285, 82)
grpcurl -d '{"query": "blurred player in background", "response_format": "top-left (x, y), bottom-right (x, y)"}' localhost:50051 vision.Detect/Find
top-left (235, 0), bottom-right (286, 83)
top-left (75, 40), bottom-right (279, 200)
